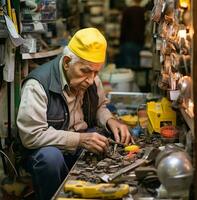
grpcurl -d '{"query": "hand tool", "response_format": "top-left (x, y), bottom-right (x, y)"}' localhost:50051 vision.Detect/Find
top-left (10, 0), bottom-right (18, 32)
top-left (124, 145), bottom-right (140, 152)
top-left (108, 138), bottom-right (122, 155)
top-left (108, 138), bottom-right (125, 147)
top-left (108, 138), bottom-right (135, 149)
top-left (63, 180), bottom-right (129, 199)
top-left (113, 143), bottom-right (117, 154)
top-left (100, 147), bottom-right (158, 183)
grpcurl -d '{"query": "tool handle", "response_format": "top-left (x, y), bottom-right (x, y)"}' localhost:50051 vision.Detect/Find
top-left (108, 138), bottom-right (125, 146)
top-left (6, 0), bottom-right (12, 18)
top-left (109, 159), bottom-right (145, 181)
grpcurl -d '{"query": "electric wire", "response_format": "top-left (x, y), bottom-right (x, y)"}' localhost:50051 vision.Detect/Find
top-left (0, 149), bottom-right (18, 177)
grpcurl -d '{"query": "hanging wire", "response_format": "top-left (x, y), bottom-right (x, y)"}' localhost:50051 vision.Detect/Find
top-left (0, 149), bottom-right (18, 177)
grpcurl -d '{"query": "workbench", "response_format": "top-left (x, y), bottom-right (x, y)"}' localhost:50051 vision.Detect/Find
top-left (51, 136), bottom-right (161, 200)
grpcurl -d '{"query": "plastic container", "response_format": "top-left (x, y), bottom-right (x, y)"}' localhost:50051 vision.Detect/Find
top-left (100, 68), bottom-right (134, 92)
top-left (160, 125), bottom-right (177, 138)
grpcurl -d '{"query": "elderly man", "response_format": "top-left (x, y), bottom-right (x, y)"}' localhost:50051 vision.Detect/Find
top-left (17, 28), bottom-right (133, 200)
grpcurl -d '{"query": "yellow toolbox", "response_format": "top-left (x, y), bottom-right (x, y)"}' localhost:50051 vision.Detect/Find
top-left (147, 98), bottom-right (176, 134)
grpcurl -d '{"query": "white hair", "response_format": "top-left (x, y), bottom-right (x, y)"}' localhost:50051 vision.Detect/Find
top-left (62, 46), bottom-right (81, 65)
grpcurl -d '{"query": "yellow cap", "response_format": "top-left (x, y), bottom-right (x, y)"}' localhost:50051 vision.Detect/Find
top-left (68, 28), bottom-right (107, 63)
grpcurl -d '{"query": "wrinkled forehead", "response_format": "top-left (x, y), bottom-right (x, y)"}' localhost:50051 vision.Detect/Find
top-left (79, 58), bottom-right (104, 70)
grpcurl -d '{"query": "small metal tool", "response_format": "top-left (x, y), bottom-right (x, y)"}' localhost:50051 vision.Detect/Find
top-left (113, 143), bottom-right (118, 154)
top-left (108, 138), bottom-right (125, 147)
top-left (100, 147), bottom-right (157, 183)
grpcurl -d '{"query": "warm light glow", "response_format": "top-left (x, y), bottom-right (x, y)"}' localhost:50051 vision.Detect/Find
top-left (188, 99), bottom-right (194, 111)
top-left (186, 99), bottom-right (194, 118)
top-left (179, 0), bottom-right (190, 8)
top-left (178, 29), bottom-right (187, 39)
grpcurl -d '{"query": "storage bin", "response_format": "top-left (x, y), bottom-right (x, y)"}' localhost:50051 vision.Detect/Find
top-left (100, 67), bottom-right (135, 92)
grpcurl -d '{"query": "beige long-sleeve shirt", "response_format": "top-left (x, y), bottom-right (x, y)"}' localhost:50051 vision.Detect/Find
top-left (17, 57), bottom-right (113, 152)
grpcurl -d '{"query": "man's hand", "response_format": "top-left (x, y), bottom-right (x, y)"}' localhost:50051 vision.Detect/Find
top-left (107, 118), bottom-right (134, 145)
top-left (79, 132), bottom-right (109, 154)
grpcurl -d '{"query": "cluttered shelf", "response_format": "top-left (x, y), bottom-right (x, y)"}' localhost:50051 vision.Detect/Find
top-left (21, 46), bottom-right (64, 60)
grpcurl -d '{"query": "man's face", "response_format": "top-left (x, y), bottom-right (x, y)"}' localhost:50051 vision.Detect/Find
top-left (65, 59), bottom-right (103, 90)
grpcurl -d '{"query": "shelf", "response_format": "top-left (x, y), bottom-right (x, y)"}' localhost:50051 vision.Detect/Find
top-left (180, 108), bottom-right (194, 132)
top-left (22, 46), bottom-right (64, 60)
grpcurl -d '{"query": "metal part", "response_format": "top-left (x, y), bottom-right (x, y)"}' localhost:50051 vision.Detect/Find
top-left (113, 143), bottom-right (118, 154)
top-left (100, 147), bottom-right (157, 183)
top-left (135, 167), bottom-right (157, 180)
top-left (108, 138), bottom-right (125, 147)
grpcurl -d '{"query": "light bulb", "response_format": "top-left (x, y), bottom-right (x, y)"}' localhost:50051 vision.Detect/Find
top-left (179, 0), bottom-right (190, 9)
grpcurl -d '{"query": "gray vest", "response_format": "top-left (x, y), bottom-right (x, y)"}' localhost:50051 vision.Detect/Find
top-left (23, 55), bottom-right (99, 130)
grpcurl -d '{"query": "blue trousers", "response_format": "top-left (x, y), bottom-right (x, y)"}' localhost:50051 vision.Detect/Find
top-left (23, 146), bottom-right (81, 200)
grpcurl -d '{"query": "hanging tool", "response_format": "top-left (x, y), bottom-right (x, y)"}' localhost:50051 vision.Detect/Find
top-left (63, 180), bottom-right (129, 199)
top-left (6, 0), bottom-right (12, 18)
top-left (10, 0), bottom-right (18, 32)
top-left (3, 0), bottom-right (24, 47)
top-left (0, 1), bottom-right (8, 38)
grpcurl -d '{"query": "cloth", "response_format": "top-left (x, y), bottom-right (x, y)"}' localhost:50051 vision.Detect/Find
top-left (17, 55), bottom-right (113, 151)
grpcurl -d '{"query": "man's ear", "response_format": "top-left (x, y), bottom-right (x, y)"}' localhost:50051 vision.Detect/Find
top-left (62, 56), bottom-right (71, 71)
top-left (63, 56), bottom-right (71, 65)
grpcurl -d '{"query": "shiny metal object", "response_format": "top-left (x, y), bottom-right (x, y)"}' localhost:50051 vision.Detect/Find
top-left (178, 75), bottom-right (192, 98)
top-left (157, 150), bottom-right (193, 198)
top-left (100, 147), bottom-right (156, 182)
